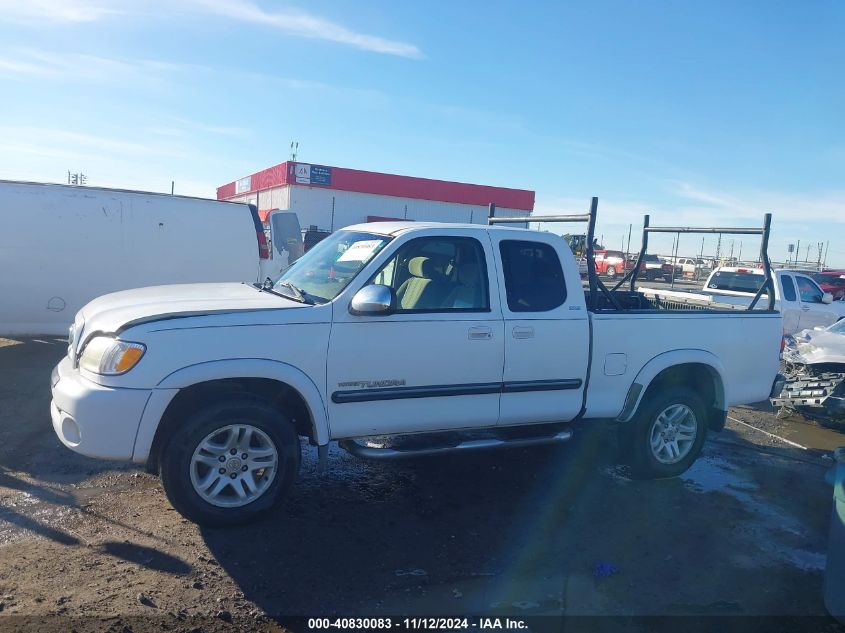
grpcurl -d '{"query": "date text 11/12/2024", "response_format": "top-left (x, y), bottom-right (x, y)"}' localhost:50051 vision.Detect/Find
top-left (305, 617), bottom-right (529, 630)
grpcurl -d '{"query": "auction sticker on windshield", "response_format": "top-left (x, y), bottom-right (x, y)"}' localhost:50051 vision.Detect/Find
top-left (337, 240), bottom-right (385, 262)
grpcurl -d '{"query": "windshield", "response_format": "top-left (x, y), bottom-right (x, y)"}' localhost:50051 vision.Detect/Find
top-left (707, 271), bottom-right (764, 293)
top-left (273, 231), bottom-right (390, 304)
top-left (829, 319), bottom-right (845, 335)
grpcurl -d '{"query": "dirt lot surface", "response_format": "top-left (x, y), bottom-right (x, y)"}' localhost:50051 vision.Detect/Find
top-left (1, 337), bottom-right (843, 632)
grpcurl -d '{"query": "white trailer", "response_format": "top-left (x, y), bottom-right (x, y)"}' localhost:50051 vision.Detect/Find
top-left (0, 181), bottom-right (265, 336)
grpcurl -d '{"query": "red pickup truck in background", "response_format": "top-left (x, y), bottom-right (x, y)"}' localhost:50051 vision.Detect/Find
top-left (810, 271), bottom-right (845, 300)
top-left (593, 249), bottom-right (634, 278)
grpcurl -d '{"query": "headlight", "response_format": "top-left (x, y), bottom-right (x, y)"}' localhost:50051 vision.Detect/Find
top-left (79, 337), bottom-right (146, 375)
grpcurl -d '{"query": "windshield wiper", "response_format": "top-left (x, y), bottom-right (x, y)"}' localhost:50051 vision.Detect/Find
top-left (275, 280), bottom-right (314, 305)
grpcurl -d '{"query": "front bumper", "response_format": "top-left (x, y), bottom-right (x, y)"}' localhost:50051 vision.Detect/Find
top-left (770, 370), bottom-right (845, 421)
top-left (50, 357), bottom-right (152, 460)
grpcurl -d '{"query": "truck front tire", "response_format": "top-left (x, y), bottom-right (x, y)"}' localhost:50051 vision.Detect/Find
top-left (625, 387), bottom-right (707, 479)
top-left (159, 397), bottom-right (300, 526)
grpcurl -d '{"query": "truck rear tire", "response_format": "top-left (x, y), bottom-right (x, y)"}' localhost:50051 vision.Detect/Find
top-left (625, 387), bottom-right (707, 479)
top-left (159, 396), bottom-right (300, 526)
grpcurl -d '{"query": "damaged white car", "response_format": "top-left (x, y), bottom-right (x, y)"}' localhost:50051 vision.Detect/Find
top-left (772, 320), bottom-right (845, 426)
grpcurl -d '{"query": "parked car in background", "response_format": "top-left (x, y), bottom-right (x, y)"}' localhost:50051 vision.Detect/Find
top-left (661, 261), bottom-right (683, 281)
top-left (594, 249), bottom-right (634, 279)
top-left (772, 319), bottom-right (845, 425)
top-left (637, 254), bottom-right (664, 281)
top-left (51, 219), bottom-right (784, 525)
top-left (642, 267), bottom-right (845, 334)
top-left (811, 271), bottom-right (845, 300)
top-left (0, 181), bottom-right (264, 336)
top-left (695, 258), bottom-right (714, 274)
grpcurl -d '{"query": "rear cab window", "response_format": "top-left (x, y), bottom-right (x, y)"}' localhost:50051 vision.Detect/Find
top-left (707, 271), bottom-right (764, 293)
top-left (499, 240), bottom-right (566, 312)
top-left (781, 275), bottom-right (797, 301)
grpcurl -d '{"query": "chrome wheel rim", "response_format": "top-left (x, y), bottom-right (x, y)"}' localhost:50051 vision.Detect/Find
top-left (649, 404), bottom-right (697, 464)
top-left (189, 424), bottom-right (278, 508)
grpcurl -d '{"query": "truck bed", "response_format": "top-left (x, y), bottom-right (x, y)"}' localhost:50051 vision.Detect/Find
top-left (587, 288), bottom-right (772, 313)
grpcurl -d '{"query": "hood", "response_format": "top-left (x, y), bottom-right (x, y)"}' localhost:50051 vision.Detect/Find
top-left (73, 282), bottom-right (302, 351)
top-left (784, 328), bottom-right (845, 366)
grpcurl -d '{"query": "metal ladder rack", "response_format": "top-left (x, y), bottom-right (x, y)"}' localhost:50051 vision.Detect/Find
top-left (487, 197), bottom-right (775, 312)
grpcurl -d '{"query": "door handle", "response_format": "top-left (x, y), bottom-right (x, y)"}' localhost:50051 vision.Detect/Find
top-left (512, 326), bottom-right (535, 339)
top-left (802, 306), bottom-right (810, 311)
top-left (468, 326), bottom-right (493, 340)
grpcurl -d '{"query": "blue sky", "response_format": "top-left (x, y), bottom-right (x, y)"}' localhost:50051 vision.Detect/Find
top-left (1, 0), bottom-right (843, 265)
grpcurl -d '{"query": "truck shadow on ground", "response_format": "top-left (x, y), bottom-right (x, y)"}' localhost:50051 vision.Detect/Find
top-left (199, 425), bottom-right (833, 617)
top-left (0, 337), bottom-right (137, 483)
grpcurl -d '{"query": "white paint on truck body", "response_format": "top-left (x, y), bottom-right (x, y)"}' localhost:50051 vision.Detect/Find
top-left (50, 222), bottom-right (783, 467)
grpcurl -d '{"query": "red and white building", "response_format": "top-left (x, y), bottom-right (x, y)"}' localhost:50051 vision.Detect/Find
top-left (217, 161), bottom-right (534, 230)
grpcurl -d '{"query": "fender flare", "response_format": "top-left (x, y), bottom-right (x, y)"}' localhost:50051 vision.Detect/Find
top-left (132, 358), bottom-right (330, 463)
top-left (617, 349), bottom-right (728, 423)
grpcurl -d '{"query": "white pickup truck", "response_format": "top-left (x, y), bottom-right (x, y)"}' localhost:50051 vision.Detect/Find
top-left (51, 204), bottom-right (784, 525)
top-left (641, 267), bottom-right (845, 334)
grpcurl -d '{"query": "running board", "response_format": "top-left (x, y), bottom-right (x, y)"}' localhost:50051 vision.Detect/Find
top-left (339, 429), bottom-right (573, 460)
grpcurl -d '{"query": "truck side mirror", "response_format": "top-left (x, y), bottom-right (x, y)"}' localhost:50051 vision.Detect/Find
top-left (822, 292), bottom-right (834, 304)
top-left (350, 284), bottom-right (395, 316)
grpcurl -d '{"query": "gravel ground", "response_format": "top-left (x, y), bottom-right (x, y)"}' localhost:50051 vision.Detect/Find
top-left (0, 336), bottom-right (843, 632)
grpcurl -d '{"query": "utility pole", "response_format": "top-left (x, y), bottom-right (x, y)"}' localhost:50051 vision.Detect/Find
top-left (696, 237), bottom-right (705, 282)
top-left (67, 171), bottom-right (87, 185)
top-left (670, 233), bottom-right (680, 289)
top-left (625, 223), bottom-right (632, 261)
top-left (823, 241), bottom-right (830, 269)
top-left (737, 241), bottom-right (742, 263)
top-left (715, 234), bottom-right (722, 264)
top-left (796, 240), bottom-right (801, 267)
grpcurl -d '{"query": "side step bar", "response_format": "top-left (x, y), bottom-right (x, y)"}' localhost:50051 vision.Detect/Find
top-left (339, 429), bottom-right (573, 461)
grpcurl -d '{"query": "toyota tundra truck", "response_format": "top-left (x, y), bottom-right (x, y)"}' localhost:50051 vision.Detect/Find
top-left (50, 199), bottom-right (784, 525)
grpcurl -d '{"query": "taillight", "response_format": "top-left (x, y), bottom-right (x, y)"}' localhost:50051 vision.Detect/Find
top-left (257, 230), bottom-right (270, 259)
top-left (780, 336), bottom-right (786, 353)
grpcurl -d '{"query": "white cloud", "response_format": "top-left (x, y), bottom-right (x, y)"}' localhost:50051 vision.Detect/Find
top-left (0, 0), bottom-right (119, 22)
top-left (0, 48), bottom-right (206, 82)
top-left (185, 0), bottom-right (423, 58)
top-left (0, 0), bottom-right (422, 58)
top-left (0, 127), bottom-right (187, 160)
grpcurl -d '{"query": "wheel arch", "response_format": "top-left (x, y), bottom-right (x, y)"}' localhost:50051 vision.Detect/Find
top-left (133, 359), bottom-right (329, 469)
top-left (617, 350), bottom-right (728, 430)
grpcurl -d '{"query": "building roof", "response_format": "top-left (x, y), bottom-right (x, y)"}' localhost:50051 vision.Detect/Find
top-left (217, 161), bottom-right (534, 211)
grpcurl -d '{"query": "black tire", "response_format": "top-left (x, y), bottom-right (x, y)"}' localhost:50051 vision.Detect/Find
top-left (663, 274), bottom-right (672, 282)
top-left (606, 265), bottom-right (617, 279)
top-left (159, 396), bottom-right (300, 527)
top-left (625, 387), bottom-right (707, 479)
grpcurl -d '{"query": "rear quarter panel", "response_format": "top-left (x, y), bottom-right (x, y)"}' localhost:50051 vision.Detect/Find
top-left (586, 311), bottom-right (782, 418)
